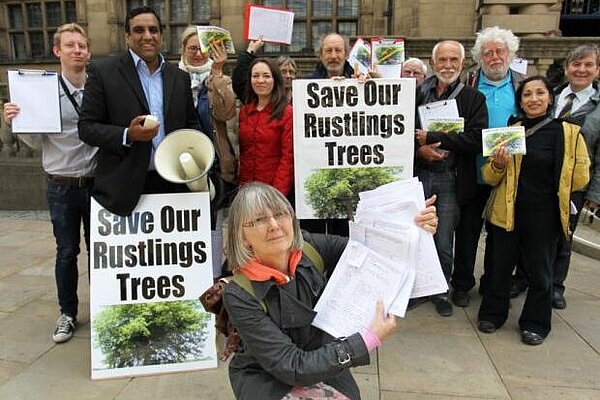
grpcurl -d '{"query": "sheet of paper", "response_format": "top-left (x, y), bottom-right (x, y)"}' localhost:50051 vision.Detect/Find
top-left (348, 37), bottom-right (371, 76)
top-left (355, 179), bottom-right (448, 298)
top-left (349, 222), bottom-right (418, 317)
top-left (418, 99), bottom-right (459, 131)
top-left (510, 58), bottom-right (528, 75)
top-left (312, 241), bottom-right (411, 338)
top-left (7, 70), bottom-right (61, 134)
top-left (245, 4), bottom-right (294, 44)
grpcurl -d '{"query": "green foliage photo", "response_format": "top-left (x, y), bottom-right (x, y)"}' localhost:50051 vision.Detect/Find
top-left (484, 130), bottom-right (525, 156)
top-left (427, 120), bottom-right (463, 134)
top-left (304, 167), bottom-right (401, 219)
top-left (94, 300), bottom-right (211, 369)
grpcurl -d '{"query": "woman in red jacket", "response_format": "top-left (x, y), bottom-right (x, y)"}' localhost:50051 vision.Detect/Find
top-left (238, 58), bottom-right (294, 197)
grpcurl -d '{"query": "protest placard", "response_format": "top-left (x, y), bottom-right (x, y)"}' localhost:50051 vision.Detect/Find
top-left (292, 78), bottom-right (415, 219)
top-left (89, 193), bottom-right (217, 379)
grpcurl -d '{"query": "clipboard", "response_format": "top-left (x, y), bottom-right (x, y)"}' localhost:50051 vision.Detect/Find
top-left (243, 3), bottom-right (294, 45)
top-left (7, 69), bottom-right (62, 134)
top-left (417, 99), bottom-right (459, 130)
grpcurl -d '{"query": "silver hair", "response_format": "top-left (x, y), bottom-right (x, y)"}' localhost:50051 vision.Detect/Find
top-left (226, 182), bottom-right (303, 271)
top-left (276, 55), bottom-right (297, 70)
top-left (471, 26), bottom-right (519, 64)
top-left (316, 33), bottom-right (350, 58)
top-left (565, 44), bottom-right (600, 67)
top-left (432, 40), bottom-right (465, 61)
top-left (403, 57), bottom-right (428, 75)
top-left (180, 26), bottom-right (198, 50)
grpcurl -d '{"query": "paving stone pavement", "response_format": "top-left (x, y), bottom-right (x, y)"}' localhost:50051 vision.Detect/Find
top-left (0, 212), bottom-right (599, 400)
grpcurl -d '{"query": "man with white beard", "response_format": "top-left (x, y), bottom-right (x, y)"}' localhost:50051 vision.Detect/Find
top-left (412, 40), bottom-right (488, 317)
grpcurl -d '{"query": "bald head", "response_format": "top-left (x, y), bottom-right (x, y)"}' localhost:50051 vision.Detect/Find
top-left (431, 41), bottom-right (465, 85)
top-left (318, 33), bottom-right (349, 77)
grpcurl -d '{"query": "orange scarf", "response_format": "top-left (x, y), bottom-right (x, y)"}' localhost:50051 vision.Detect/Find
top-left (238, 250), bottom-right (302, 285)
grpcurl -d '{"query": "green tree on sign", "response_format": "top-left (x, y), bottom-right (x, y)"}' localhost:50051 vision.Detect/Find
top-left (94, 300), bottom-right (211, 368)
top-left (304, 167), bottom-right (401, 219)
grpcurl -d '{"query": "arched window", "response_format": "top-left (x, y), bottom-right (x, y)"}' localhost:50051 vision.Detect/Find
top-left (261, 0), bottom-right (359, 53)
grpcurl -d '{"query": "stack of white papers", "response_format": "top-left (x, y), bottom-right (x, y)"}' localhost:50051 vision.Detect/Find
top-left (312, 178), bottom-right (447, 337)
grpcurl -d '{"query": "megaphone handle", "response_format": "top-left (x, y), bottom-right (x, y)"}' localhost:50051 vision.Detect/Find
top-left (209, 176), bottom-right (216, 201)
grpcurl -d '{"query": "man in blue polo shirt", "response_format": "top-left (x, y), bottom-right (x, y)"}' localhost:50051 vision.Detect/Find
top-left (450, 26), bottom-right (525, 307)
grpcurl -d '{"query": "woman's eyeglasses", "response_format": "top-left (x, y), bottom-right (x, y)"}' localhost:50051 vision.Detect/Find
top-left (243, 211), bottom-right (290, 228)
top-left (186, 46), bottom-right (202, 54)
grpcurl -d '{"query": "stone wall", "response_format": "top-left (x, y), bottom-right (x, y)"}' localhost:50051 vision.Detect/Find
top-left (477, 0), bottom-right (563, 36)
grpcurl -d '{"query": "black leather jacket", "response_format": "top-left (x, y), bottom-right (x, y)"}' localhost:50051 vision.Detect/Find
top-left (222, 231), bottom-right (369, 400)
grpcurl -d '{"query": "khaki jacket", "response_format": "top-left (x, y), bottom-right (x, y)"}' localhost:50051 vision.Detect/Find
top-left (206, 74), bottom-right (237, 183)
top-left (483, 121), bottom-right (590, 238)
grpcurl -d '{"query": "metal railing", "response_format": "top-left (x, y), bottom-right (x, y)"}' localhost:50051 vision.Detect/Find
top-left (562, 0), bottom-right (600, 18)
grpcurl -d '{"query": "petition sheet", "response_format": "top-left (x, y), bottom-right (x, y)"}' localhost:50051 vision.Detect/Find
top-left (312, 241), bottom-right (410, 338)
top-left (349, 221), bottom-right (418, 317)
top-left (356, 179), bottom-right (448, 298)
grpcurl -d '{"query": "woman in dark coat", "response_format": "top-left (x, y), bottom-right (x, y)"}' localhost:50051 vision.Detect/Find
top-left (222, 182), bottom-right (438, 399)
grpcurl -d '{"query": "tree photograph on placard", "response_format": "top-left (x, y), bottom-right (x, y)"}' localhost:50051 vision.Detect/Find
top-left (93, 300), bottom-right (212, 369)
top-left (304, 167), bottom-right (402, 219)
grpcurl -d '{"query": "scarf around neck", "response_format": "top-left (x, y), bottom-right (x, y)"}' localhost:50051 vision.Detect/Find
top-left (178, 57), bottom-right (213, 105)
top-left (237, 250), bottom-right (302, 286)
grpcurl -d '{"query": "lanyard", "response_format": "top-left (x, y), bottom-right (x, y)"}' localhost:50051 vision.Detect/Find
top-left (524, 117), bottom-right (552, 138)
top-left (58, 75), bottom-right (81, 116)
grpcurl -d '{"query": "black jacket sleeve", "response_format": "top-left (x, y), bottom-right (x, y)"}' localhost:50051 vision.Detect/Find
top-left (232, 51), bottom-right (257, 104)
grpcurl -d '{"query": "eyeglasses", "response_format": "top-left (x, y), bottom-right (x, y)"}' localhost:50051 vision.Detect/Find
top-left (242, 211), bottom-right (290, 228)
top-left (186, 46), bottom-right (202, 54)
top-left (482, 48), bottom-right (508, 59)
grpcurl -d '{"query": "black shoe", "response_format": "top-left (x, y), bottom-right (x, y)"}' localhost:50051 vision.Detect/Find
top-left (552, 291), bottom-right (567, 309)
top-left (521, 330), bottom-right (545, 345)
top-left (477, 320), bottom-right (496, 334)
top-left (407, 296), bottom-right (430, 311)
top-left (451, 290), bottom-right (470, 307)
top-left (431, 296), bottom-right (453, 317)
top-left (509, 281), bottom-right (528, 298)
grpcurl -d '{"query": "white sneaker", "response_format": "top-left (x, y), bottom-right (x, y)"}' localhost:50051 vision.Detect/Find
top-left (52, 314), bottom-right (76, 343)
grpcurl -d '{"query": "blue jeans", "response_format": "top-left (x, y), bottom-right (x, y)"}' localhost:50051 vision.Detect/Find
top-left (416, 168), bottom-right (460, 283)
top-left (46, 182), bottom-right (91, 319)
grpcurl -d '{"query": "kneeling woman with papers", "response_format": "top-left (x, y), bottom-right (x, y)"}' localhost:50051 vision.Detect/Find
top-left (222, 182), bottom-right (438, 400)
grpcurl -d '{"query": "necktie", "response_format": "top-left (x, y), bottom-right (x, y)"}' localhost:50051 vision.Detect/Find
top-left (558, 92), bottom-right (576, 118)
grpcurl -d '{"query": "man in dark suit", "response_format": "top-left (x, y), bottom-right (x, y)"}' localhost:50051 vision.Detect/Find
top-left (79, 6), bottom-right (200, 216)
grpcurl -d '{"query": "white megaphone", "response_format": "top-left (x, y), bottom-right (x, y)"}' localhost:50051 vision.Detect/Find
top-left (154, 129), bottom-right (216, 199)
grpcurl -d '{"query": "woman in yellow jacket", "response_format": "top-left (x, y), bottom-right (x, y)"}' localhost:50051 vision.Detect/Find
top-left (477, 76), bottom-right (590, 345)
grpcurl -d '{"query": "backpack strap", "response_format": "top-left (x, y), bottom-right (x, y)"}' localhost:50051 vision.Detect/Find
top-left (302, 241), bottom-right (325, 276)
top-left (231, 242), bottom-right (325, 313)
top-left (231, 273), bottom-right (267, 313)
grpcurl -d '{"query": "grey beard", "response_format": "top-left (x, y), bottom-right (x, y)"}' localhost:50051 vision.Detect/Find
top-left (325, 64), bottom-right (344, 77)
